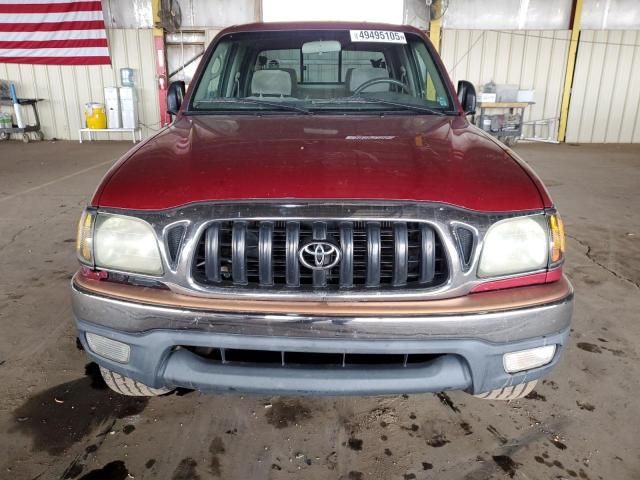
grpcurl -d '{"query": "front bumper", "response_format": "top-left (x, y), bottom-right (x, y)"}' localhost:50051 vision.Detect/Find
top-left (72, 276), bottom-right (573, 396)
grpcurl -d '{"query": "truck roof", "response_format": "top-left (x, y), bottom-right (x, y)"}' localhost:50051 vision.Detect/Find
top-left (217, 21), bottom-right (427, 37)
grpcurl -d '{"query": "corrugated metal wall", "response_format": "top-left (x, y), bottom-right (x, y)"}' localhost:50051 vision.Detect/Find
top-left (176, 0), bottom-right (257, 29)
top-left (205, 30), bottom-right (222, 47)
top-left (565, 30), bottom-right (640, 143)
top-left (0, 29), bottom-right (159, 141)
top-left (0, 26), bottom-right (241, 141)
top-left (440, 29), bottom-right (571, 140)
top-left (2, 21), bottom-right (638, 144)
top-left (442, 0), bottom-right (572, 30)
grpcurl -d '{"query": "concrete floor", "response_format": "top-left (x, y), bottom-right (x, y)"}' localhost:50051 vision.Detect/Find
top-left (0, 140), bottom-right (639, 480)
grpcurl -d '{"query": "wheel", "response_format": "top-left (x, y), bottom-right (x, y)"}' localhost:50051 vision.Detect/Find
top-left (473, 380), bottom-right (537, 401)
top-left (22, 133), bottom-right (29, 143)
top-left (100, 366), bottom-right (173, 396)
top-left (0, 131), bottom-right (7, 141)
top-left (36, 131), bottom-right (44, 141)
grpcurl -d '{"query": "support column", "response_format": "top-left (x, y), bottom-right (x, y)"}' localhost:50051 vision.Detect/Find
top-left (152, 0), bottom-right (170, 127)
top-left (558, 0), bottom-right (584, 142)
top-left (254, 0), bottom-right (263, 22)
top-left (429, 0), bottom-right (442, 53)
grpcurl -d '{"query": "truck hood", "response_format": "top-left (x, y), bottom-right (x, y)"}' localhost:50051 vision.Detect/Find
top-left (94, 115), bottom-right (549, 212)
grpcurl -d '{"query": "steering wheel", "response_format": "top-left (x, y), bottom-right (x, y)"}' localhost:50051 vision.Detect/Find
top-left (353, 78), bottom-right (410, 95)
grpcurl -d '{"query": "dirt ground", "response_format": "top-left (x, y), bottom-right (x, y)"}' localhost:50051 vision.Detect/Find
top-left (0, 140), bottom-right (639, 480)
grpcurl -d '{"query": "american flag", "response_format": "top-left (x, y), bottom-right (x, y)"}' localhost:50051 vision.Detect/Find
top-left (0, 0), bottom-right (110, 65)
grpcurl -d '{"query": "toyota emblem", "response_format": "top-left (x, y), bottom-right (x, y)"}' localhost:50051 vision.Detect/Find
top-left (298, 241), bottom-right (341, 270)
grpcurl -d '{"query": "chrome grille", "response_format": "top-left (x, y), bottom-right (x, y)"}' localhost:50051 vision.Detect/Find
top-left (192, 220), bottom-right (447, 290)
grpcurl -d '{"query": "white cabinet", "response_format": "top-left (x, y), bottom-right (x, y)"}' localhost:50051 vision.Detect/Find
top-left (104, 87), bottom-right (121, 129)
top-left (119, 87), bottom-right (138, 129)
top-left (103, 87), bottom-right (138, 130)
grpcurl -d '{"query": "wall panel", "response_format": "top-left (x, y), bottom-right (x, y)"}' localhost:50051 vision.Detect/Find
top-left (582, 0), bottom-right (640, 30)
top-left (441, 29), bottom-right (571, 140)
top-left (442, 0), bottom-right (572, 30)
top-left (0, 29), bottom-right (160, 141)
top-left (206, 29), bottom-right (222, 47)
top-left (3, 24), bottom-right (637, 144)
top-left (177, 0), bottom-right (256, 29)
top-left (566, 30), bottom-right (640, 143)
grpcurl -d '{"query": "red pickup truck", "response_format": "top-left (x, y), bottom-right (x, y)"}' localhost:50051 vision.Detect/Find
top-left (72, 22), bottom-right (572, 400)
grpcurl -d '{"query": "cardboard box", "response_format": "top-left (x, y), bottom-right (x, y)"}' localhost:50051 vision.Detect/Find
top-left (479, 93), bottom-right (497, 103)
top-left (496, 84), bottom-right (519, 102)
top-left (517, 90), bottom-right (535, 103)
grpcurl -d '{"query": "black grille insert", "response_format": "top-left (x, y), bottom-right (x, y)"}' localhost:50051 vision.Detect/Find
top-left (192, 220), bottom-right (447, 290)
top-left (166, 225), bottom-right (186, 264)
top-left (455, 226), bottom-right (475, 268)
top-left (186, 346), bottom-right (442, 369)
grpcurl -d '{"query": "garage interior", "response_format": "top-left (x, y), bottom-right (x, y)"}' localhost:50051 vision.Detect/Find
top-left (1, 0), bottom-right (639, 479)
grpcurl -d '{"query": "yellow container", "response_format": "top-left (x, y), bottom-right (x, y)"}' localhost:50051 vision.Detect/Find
top-left (84, 103), bottom-right (107, 129)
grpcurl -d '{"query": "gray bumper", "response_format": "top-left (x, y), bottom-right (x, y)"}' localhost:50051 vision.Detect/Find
top-left (72, 283), bottom-right (573, 396)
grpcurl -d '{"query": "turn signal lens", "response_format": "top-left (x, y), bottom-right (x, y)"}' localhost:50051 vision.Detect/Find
top-left (76, 209), bottom-right (95, 265)
top-left (503, 345), bottom-right (556, 373)
top-left (549, 213), bottom-right (565, 263)
top-left (86, 333), bottom-right (130, 363)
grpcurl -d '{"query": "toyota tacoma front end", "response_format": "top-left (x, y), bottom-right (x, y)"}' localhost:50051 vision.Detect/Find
top-left (71, 22), bottom-right (572, 400)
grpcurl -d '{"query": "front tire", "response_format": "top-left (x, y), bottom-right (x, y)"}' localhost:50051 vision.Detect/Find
top-left (473, 380), bottom-right (537, 401)
top-left (100, 366), bottom-right (173, 396)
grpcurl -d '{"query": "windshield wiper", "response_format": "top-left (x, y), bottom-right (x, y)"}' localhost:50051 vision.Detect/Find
top-left (312, 96), bottom-right (448, 116)
top-left (193, 98), bottom-right (311, 114)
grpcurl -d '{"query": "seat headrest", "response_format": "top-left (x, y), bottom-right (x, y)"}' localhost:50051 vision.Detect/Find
top-left (277, 68), bottom-right (298, 96)
top-left (251, 69), bottom-right (292, 96)
top-left (347, 67), bottom-right (390, 92)
top-left (278, 68), bottom-right (298, 84)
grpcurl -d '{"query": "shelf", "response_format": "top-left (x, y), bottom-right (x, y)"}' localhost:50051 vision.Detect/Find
top-left (78, 127), bottom-right (141, 144)
top-left (477, 102), bottom-right (533, 108)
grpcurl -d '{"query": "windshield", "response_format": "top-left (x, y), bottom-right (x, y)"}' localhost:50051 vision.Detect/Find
top-left (190, 29), bottom-right (454, 114)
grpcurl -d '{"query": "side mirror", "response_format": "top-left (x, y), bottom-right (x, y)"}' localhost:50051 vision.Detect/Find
top-left (167, 81), bottom-right (186, 116)
top-left (457, 80), bottom-right (476, 115)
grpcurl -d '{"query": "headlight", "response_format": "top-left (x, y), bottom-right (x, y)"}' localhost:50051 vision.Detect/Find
top-left (76, 210), bottom-right (163, 275)
top-left (94, 214), bottom-right (163, 275)
top-left (478, 215), bottom-right (548, 278)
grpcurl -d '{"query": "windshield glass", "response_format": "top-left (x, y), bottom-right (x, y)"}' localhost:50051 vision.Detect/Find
top-left (190, 29), bottom-right (454, 114)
